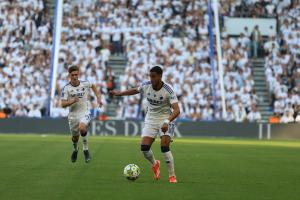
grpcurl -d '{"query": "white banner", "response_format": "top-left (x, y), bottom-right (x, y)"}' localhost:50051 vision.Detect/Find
top-left (224, 17), bottom-right (277, 36)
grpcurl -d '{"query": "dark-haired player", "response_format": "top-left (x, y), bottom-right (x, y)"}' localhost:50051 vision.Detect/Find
top-left (109, 66), bottom-right (180, 183)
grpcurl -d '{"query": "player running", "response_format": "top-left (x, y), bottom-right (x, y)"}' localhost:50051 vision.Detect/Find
top-left (109, 66), bottom-right (180, 183)
top-left (61, 66), bottom-right (102, 163)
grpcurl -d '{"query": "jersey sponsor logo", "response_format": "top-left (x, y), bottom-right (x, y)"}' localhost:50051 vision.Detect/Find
top-left (71, 92), bottom-right (85, 98)
top-left (147, 97), bottom-right (163, 105)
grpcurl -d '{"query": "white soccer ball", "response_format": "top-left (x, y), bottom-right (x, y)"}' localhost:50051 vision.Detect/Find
top-left (123, 164), bottom-right (140, 181)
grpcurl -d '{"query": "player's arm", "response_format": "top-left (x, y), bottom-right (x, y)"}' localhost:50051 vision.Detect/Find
top-left (109, 88), bottom-right (140, 98)
top-left (168, 102), bottom-right (180, 123)
top-left (91, 84), bottom-right (102, 107)
top-left (161, 102), bottom-right (180, 133)
top-left (61, 97), bottom-right (79, 108)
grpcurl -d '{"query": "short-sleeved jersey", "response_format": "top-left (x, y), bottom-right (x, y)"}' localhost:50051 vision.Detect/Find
top-left (61, 80), bottom-right (92, 119)
top-left (138, 81), bottom-right (178, 123)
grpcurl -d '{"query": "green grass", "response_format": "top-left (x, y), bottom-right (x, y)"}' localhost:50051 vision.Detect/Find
top-left (0, 134), bottom-right (300, 200)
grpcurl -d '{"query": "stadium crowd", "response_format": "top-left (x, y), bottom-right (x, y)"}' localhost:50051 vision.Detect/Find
top-left (0, 0), bottom-right (51, 117)
top-left (263, 0), bottom-right (300, 123)
top-left (109, 0), bottom-right (260, 122)
top-left (0, 0), bottom-right (299, 123)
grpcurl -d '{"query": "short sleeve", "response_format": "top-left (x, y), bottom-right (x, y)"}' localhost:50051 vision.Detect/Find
top-left (61, 85), bottom-right (69, 100)
top-left (164, 84), bottom-right (178, 104)
top-left (137, 85), bottom-right (143, 93)
top-left (138, 81), bottom-right (151, 93)
top-left (83, 80), bottom-right (92, 88)
top-left (169, 90), bottom-right (178, 104)
top-left (88, 81), bottom-right (92, 88)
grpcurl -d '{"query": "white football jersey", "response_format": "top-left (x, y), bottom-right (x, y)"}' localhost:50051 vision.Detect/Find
top-left (61, 80), bottom-right (92, 119)
top-left (138, 81), bottom-right (178, 123)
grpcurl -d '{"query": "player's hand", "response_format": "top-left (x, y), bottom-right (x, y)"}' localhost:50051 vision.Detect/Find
top-left (109, 90), bottom-right (119, 99)
top-left (161, 123), bottom-right (169, 133)
top-left (72, 97), bottom-right (79, 103)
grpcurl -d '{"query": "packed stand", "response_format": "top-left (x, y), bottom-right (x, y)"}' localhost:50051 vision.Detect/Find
top-left (0, 0), bottom-right (51, 117)
top-left (115, 0), bottom-right (260, 122)
top-left (263, 0), bottom-right (300, 123)
top-left (0, 0), bottom-right (262, 122)
top-left (52, 0), bottom-right (116, 117)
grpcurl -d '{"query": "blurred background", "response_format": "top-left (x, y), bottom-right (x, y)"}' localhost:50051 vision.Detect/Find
top-left (0, 0), bottom-right (299, 125)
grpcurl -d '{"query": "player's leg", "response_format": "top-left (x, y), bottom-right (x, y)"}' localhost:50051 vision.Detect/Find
top-left (79, 122), bottom-right (88, 149)
top-left (71, 135), bottom-right (79, 162)
top-left (141, 136), bottom-right (156, 165)
top-left (160, 123), bottom-right (177, 183)
top-left (72, 135), bottom-right (80, 151)
top-left (141, 123), bottom-right (160, 180)
top-left (79, 122), bottom-right (90, 163)
top-left (79, 114), bottom-right (91, 163)
top-left (69, 119), bottom-right (80, 163)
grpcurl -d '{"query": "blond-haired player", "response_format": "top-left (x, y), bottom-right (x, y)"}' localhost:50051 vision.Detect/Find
top-left (61, 66), bottom-right (102, 163)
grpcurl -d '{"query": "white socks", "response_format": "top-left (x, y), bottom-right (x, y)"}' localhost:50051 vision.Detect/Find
top-left (142, 149), bottom-right (156, 165)
top-left (72, 141), bottom-right (78, 151)
top-left (82, 135), bottom-right (88, 151)
top-left (163, 151), bottom-right (175, 177)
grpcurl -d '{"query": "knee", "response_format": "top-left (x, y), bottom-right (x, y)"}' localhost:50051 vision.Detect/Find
top-left (161, 146), bottom-right (170, 153)
top-left (141, 145), bottom-right (151, 152)
top-left (79, 125), bottom-right (87, 136)
top-left (72, 135), bottom-right (79, 142)
top-left (81, 132), bottom-right (87, 137)
top-left (79, 127), bottom-right (87, 136)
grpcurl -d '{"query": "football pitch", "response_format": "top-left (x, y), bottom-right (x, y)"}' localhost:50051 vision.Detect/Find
top-left (0, 134), bottom-right (299, 200)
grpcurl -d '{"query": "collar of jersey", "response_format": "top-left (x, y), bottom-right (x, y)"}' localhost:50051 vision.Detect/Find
top-left (70, 81), bottom-right (80, 87)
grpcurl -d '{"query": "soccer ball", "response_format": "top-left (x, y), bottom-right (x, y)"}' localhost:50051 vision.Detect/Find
top-left (123, 164), bottom-right (140, 181)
